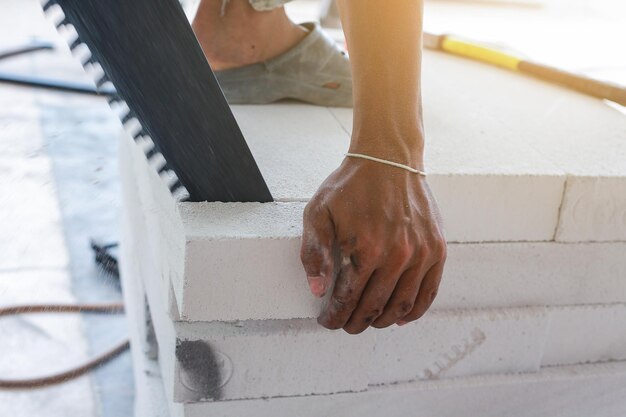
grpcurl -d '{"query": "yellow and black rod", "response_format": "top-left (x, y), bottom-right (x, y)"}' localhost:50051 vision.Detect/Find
top-left (423, 32), bottom-right (626, 107)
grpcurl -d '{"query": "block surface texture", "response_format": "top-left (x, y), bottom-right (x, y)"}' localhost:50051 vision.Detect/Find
top-left (133, 350), bottom-right (626, 417)
top-left (118, 48), bottom-right (626, 321)
top-left (118, 48), bottom-right (626, 415)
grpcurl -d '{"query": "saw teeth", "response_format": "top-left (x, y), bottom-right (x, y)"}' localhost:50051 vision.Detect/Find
top-left (63, 24), bottom-right (78, 39)
top-left (123, 118), bottom-right (141, 138)
top-left (144, 146), bottom-right (159, 161)
top-left (152, 158), bottom-right (167, 176)
top-left (89, 62), bottom-right (104, 77)
top-left (56, 17), bottom-right (70, 28)
top-left (69, 37), bottom-right (82, 51)
top-left (117, 102), bottom-right (130, 115)
top-left (41, 0), bottom-right (187, 202)
top-left (58, 22), bottom-right (77, 40)
top-left (137, 136), bottom-right (155, 153)
top-left (166, 172), bottom-right (190, 201)
top-left (151, 154), bottom-right (167, 171)
top-left (133, 129), bottom-right (147, 141)
top-left (70, 42), bottom-right (89, 58)
top-left (95, 75), bottom-right (110, 88)
top-left (172, 187), bottom-right (190, 202)
top-left (71, 43), bottom-right (88, 57)
top-left (157, 162), bottom-right (169, 174)
top-left (41, 0), bottom-right (56, 11)
top-left (169, 180), bottom-right (183, 193)
top-left (81, 55), bottom-right (96, 67)
top-left (121, 111), bottom-right (135, 125)
top-left (106, 94), bottom-right (121, 105)
top-left (44, 4), bottom-right (64, 26)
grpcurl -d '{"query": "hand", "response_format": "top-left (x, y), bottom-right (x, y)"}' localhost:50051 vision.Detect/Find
top-left (300, 157), bottom-right (447, 334)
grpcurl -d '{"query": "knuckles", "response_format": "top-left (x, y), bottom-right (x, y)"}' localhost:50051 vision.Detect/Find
top-left (431, 235), bottom-right (448, 260)
top-left (331, 293), bottom-right (358, 311)
top-left (397, 300), bottom-right (414, 315)
top-left (364, 308), bottom-right (383, 321)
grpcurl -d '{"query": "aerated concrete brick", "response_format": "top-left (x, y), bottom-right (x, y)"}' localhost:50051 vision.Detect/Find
top-left (121, 133), bottom-right (626, 322)
top-left (176, 208), bottom-right (626, 321)
top-left (369, 307), bottom-right (550, 385)
top-left (134, 361), bottom-right (626, 417)
top-left (556, 177), bottom-right (626, 242)
top-left (120, 155), bottom-right (371, 403)
top-left (186, 362), bottom-right (626, 417)
top-left (436, 242), bottom-right (626, 310)
top-left (542, 303), bottom-right (626, 366)
top-left (370, 304), bottom-right (626, 386)
top-left (133, 252), bottom-right (626, 403)
top-left (119, 46), bottom-right (626, 417)
top-left (136, 241), bottom-right (373, 402)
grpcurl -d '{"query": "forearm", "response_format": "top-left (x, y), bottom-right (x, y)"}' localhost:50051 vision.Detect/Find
top-left (337, 0), bottom-right (425, 168)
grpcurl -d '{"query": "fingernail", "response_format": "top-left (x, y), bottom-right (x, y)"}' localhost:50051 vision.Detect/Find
top-left (307, 276), bottom-right (326, 297)
top-left (397, 320), bottom-right (408, 326)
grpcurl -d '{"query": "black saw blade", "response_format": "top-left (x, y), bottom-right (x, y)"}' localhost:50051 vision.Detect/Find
top-left (42, 0), bottom-right (273, 203)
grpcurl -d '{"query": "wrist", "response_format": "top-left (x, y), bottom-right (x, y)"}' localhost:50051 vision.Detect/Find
top-left (348, 126), bottom-right (425, 170)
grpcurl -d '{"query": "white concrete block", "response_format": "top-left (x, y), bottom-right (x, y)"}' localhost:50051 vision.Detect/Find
top-left (177, 362), bottom-right (626, 417)
top-left (231, 104), bottom-right (348, 202)
top-left (543, 303), bottom-right (626, 366)
top-left (430, 51), bottom-right (626, 244)
top-left (121, 150), bottom-right (626, 322)
top-left (370, 308), bottom-right (550, 385)
top-left (178, 213), bottom-right (626, 320)
top-left (123, 195), bottom-right (626, 408)
top-left (120, 130), bottom-right (186, 314)
top-left (120, 243), bottom-right (175, 417)
top-left (123, 208), bottom-right (372, 403)
top-left (120, 132), bottom-right (184, 414)
top-left (119, 24), bottom-right (626, 417)
top-left (172, 319), bottom-right (371, 402)
top-left (435, 242), bottom-right (626, 310)
top-left (119, 129), bottom-right (626, 322)
top-left (135, 342), bottom-right (626, 417)
top-left (178, 202), bottom-right (312, 321)
top-left (556, 177), bottom-right (626, 242)
top-left (135, 358), bottom-right (175, 417)
top-left (427, 173), bottom-right (564, 242)
top-left (120, 217), bottom-right (176, 417)
top-left (118, 50), bottom-right (626, 325)
top-left (133, 264), bottom-right (626, 400)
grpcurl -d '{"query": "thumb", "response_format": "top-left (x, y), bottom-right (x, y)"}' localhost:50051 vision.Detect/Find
top-left (300, 204), bottom-right (335, 298)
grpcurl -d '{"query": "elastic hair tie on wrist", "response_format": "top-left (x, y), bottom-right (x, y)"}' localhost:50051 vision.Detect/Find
top-left (345, 153), bottom-right (427, 176)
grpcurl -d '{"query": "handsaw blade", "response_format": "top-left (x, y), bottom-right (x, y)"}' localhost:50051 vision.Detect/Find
top-left (42, 0), bottom-right (273, 203)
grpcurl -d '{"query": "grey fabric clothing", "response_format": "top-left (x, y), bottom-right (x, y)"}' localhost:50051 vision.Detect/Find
top-left (220, 0), bottom-right (291, 14)
top-left (214, 22), bottom-right (352, 107)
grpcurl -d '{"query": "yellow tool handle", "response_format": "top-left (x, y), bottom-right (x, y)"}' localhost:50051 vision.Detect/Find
top-left (425, 32), bottom-right (626, 106)
top-left (440, 36), bottom-right (521, 70)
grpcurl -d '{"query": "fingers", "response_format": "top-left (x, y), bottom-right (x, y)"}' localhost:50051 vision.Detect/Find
top-left (300, 203), bottom-right (335, 298)
top-left (342, 266), bottom-right (405, 334)
top-left (397, 262), bottom-right (444, 325)
top-left (317, 254), bottom-right (375, 330)
top-left (369, 264), bottom-right (422, 329)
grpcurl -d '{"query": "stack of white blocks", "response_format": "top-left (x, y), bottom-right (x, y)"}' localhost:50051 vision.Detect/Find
top-left (119, 50), bottom-right (626, 417)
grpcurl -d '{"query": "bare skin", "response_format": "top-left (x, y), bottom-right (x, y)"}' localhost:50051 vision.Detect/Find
top-left (300, 0), bottom-right (447, 334)
top-left (192, 0), bottom-right (447, 334)
top-left (192, 0), bottom-right (308, 71)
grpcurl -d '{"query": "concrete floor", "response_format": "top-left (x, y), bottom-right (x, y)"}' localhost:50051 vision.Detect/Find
top-left (0, 0), bottom-right (131, 416)
top-left (0, 0), bottom-right (624, 416)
